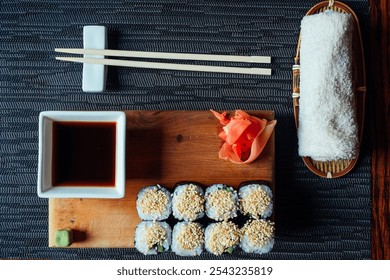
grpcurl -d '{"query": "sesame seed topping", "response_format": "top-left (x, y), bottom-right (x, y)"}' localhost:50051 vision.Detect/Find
top-left (177, 223), bottom-right (204, 250)
top-left (240, 187), bottom-right (271, 219)
top-left (208, 221), bottom-right (240, 255)
top-left (176, 184), bottom-right (205, 221)
top-left (138, 188), bottom-right (168, 215)
top-left (241, 219), bottom-right (275, 248)
top-left (207, 189), bottom-right (237, 220)
top-left (145, 222), bottom-right (167, 249)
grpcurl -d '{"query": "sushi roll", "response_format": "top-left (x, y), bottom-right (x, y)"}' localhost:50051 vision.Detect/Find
top-left (240, 219), bottom-right (275, 254)
top-left (239, 183), bottom-right (273, 219)
top-left (205, 221), bottom-right (241, 256)
top-left (136, 185), bottom-right (172, 220)
top-left (171, 222), bottom-right (204, 256)
top-left (205, 184), bottom-right (238, 221)
top-left (172, 183), bottom-right (205, 221)
top-left (134, 221), bottom-right (172, 255)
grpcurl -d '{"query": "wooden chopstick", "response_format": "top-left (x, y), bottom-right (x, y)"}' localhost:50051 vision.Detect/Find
top-left (55, 56), bottom-right (272, 76)
top-left (55, 48), bottom-right (271, 64)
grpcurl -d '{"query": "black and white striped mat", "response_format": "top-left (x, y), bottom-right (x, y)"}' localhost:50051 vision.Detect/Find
top-left (0, 0), bottom-right (371, 259)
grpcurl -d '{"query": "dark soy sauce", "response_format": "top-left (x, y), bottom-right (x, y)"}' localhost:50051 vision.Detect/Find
top-left (52, 121), bottom-right (116, 187)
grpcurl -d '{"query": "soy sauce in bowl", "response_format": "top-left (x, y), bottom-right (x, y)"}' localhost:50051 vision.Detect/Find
top-left (52, 121), bottom-right (116, 187)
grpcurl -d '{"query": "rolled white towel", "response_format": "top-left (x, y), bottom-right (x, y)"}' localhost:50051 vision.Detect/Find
top-left (298, 10), bottom-right (359, 161)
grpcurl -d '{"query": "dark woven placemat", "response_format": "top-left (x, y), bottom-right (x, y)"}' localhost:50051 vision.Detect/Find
top-left (0, 0), bottom-right (371, 260)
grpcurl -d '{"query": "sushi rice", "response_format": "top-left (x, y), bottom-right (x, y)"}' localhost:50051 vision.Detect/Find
top-left (204, 221), bottom-right (240, 256)
top-left (240, 219), bottom-right (275, 254)
top-left (171, 221), bottom-right (204, 256)
top-left (134, 221), bottom-right (172, 255)
top-left (205, 184), bottom-right (238, 221)
top-left (134, 183), bottom-right (275, 256)
top-left (172, 183), bottom-right (205, 221)
top-left (136, 185), bottom-right (172, 220)
top-left (239, 184), bottom-right (273, 219)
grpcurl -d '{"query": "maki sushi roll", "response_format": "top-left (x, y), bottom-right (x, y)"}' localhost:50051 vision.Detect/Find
top-left (240, 219), bottom-right (275, 254)
top-left (171, 222), bottom-right (204, 256)
top-left (205, 221), bottom-right (241, 256)
top-left (136, 185), bottom-right (172, 220)
top-left (239, 183), bottom-right (273, 219)
top-left (172, 183), bottom-right (205, 221)
top-left (134, 221), bottom-right (172, 255)
top-left (205, 184), bottom-right (238, 221)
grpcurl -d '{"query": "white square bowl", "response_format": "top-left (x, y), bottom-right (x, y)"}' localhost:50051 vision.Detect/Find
top-left (37, 111), bottom-right (126, 198)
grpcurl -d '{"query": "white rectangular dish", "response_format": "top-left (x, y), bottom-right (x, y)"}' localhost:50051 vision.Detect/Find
top-left (37, 111), bottom-right (126, 198)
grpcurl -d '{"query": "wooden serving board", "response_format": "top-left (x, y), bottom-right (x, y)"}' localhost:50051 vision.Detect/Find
top-left (48, 110), bottom-right (275, 248)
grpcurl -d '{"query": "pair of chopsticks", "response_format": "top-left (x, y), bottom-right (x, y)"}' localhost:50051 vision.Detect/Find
top-left (55, 48), bottom-right (272, 76)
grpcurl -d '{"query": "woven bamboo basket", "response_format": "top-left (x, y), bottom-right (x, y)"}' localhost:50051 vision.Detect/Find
top-left (292, 0), bottom-right (366, 178)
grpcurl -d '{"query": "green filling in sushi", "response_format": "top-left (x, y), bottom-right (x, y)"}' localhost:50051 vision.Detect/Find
top-left (134, 221), bottom-right (172, 255)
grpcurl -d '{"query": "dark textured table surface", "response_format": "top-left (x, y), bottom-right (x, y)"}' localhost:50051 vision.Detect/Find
top-left (0, 0), bottom-right (372, 259)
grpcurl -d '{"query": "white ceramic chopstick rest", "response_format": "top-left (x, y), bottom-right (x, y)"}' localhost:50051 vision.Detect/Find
top-left (82, 26), bottom-right (107, 93)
